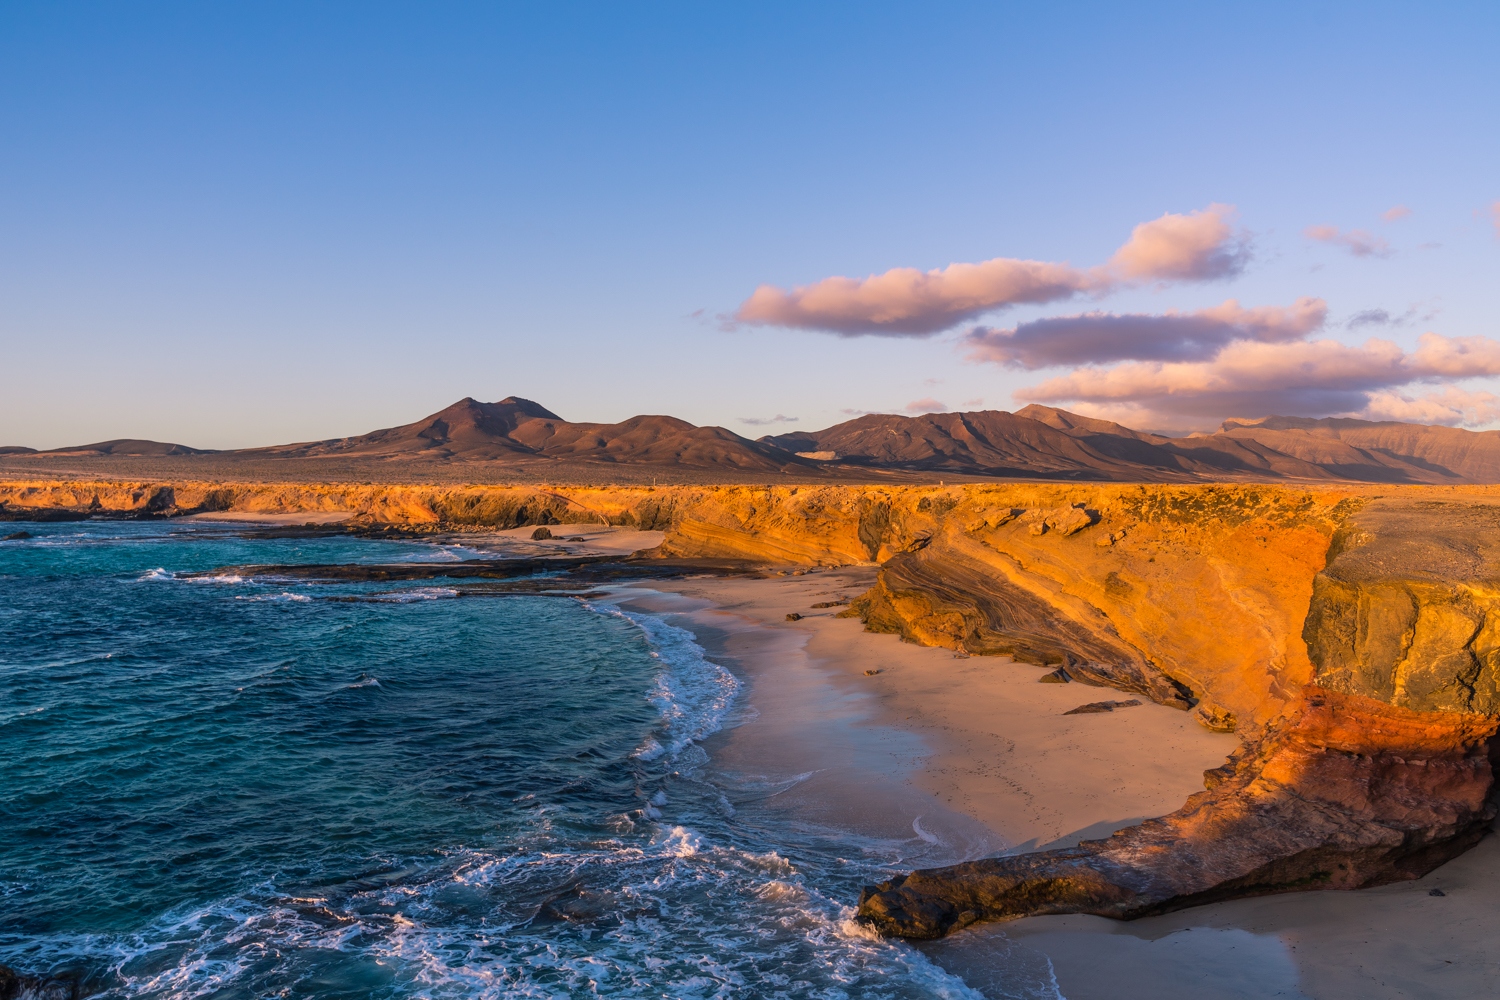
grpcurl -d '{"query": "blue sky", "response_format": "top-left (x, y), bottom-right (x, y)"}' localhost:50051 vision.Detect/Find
top-left (2, 1), bottom-right (1497, 447)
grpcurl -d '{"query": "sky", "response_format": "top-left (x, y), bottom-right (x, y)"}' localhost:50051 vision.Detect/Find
top-left (2, 1), bottom-right (1498, 448)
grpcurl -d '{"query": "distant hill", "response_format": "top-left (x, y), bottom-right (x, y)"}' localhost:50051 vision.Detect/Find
top-left (1214, 415), bottom-right (1500, 483)
top-left (764, 406), bottom-right (1500, 484)
top-left (8, 397), bottom-right (1500, 484)
top-left (241, 396), bottom-right (814, 473)
top-left (31, 439), bottom-right (216, 457)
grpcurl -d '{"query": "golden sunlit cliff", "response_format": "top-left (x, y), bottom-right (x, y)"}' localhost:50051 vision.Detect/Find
top-left (5, 477), bottom-right (1500, 934)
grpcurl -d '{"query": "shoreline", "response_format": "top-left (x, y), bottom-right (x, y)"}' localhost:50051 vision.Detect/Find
top-left (614, 569), bottom-right (1237, 853)
top-left (606, 569), bottom-right (1255, 997)
top-left (610, 569), bottom-right (1500, 1000)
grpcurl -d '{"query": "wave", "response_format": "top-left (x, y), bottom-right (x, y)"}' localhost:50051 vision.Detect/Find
top-left (365, 587), bottom-right (460, 603)
top-left (9, 832), bottom-right (1002, 1000)
top-left (234, 592), bottom-right (312, 603)
top-left (583, 603), bottom-right (740, 763)
top-left (136, 568), bottom-right (248, 584)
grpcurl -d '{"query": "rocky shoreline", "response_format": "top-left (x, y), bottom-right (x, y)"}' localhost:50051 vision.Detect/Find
top-left (5, 477), bottom-right (1500, 946)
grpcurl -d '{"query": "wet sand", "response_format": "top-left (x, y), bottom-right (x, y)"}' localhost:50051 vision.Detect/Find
top-left (616, 568), bottom-right (1500, 1000)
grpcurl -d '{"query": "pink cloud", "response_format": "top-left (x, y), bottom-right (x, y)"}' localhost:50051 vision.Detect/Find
top-left (964, 297), bottom-right (1326, 369)
top-left (1012, 331), bottom-right (1500, 432)
top-left (1304, 224), bottom-right (1392, 258)
top-left (1361, 387), bottom-right (1500, 425)
top-left (1382, 205), bottom-right (1412, 222)
top-left (1107, 203), bottom-right (1248, 281)
top-left (905, 397), bottom-right (948, 414)
top-left (734, 204), bottom-right (1248, 336)
top-left (1491, 201), bottom-right (1500, 237)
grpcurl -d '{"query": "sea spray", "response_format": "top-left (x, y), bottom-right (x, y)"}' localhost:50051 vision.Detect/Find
top-left (0, 521), bottom-right (1056, 999)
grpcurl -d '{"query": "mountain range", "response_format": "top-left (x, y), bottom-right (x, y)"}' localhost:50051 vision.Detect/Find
top-left (6, 395), bottom-right (1500, 485)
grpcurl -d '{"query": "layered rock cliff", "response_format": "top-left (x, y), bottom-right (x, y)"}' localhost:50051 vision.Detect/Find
top-left (854, 493), bottom-right (1500, 936)
top-left (5, 477), bottom-right (1498, 934)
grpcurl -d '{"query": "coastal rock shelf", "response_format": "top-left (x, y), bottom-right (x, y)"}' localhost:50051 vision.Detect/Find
top-left (5, 477), bottom-right (1500, 938)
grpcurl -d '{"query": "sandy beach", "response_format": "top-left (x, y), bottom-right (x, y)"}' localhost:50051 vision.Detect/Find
top-left (615, 568), bottom-right (1500, 1000)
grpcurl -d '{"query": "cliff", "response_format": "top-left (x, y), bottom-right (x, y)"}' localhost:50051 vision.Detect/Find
top-left (4, 477), bottom-right (1499, 935)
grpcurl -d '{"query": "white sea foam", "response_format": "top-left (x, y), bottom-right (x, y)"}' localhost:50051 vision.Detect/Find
top-left (368, 587), bottom-right (460, 603)
top-left (584, 602), bottom-right (740, 763)
top-left (235, 592), bottom-right (312, 602)
top-left (10, 830), bottom-right (1022, 1000)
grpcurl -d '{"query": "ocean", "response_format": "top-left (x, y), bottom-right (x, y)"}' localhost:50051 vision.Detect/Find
top-left (0, 521), bottom-right (1060, 999)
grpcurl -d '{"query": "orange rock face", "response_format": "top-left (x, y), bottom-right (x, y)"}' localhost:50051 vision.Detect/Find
top-left (7, 477), bottom-right (1500, 933)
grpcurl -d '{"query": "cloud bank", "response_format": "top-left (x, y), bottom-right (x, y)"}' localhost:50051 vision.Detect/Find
top-left (735, 204), bottom-right (1248, 336)
top-left (1009, 330), bottom-right (1500, 431)
top-left (964, 298), bottom-right (1326, 369)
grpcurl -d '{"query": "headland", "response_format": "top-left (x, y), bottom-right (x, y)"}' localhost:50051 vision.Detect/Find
top-left (4, 475), bottom-right (1498, 997)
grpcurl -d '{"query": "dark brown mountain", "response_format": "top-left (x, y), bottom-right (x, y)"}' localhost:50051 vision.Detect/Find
top-left (765, 406), bottom-right (1500, 484)
top-left (243, 397), bottom-right (563, 460)
top-left (1214, 415), bottom-right (1500, 483)
top-left (762, 409), bottom-right (1197, 481)
top-left (1014, 405), bottom-right (1339, 481)
top-left (242, 396), bottom-right (812, 473)
top-left (34, 439), bottom-right (215, 457)
top-left (9, 396), bottom-right (1500, 484)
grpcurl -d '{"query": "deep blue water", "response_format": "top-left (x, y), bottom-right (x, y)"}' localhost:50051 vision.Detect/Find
top-left (0, 521), bottom-right (1030, 999)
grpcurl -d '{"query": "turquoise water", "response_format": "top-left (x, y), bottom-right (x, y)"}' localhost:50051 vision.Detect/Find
top-left (0, 521), bottom-right (1036, 999)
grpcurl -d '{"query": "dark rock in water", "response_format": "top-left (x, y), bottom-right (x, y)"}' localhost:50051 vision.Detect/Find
top-left (785, 612), bottom-right (803, 621)
top-left (1429, 888), bottom-right (1446, 896)
top-left (1063, 699), bottom-right (1141, 714)
top-left (0, 962), bottom-right (83, 999)
top-left (1039, 668), bottom-right (1070, 683)
top-left (810, 600), bottom-right (847, 608)
top-left (531, 526), bottom-right (554, 540)
top-left (2, 531), bottom-right (32, 540)
top-left (0, 507), bottom-right (91, 522)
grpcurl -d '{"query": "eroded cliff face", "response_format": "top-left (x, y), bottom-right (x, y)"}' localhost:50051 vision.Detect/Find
top-left (857, 495), bottom-right (1500, 936)
top-left (0, 479), bottom-right (706, 530)
top-left (7, 477), bottom-right (1499, 932)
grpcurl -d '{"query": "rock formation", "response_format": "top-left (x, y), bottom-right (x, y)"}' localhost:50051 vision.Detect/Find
top-left (855, 493), bottom-right (1500, 937)
top-left (3, 476), bottom-right (1500, 937)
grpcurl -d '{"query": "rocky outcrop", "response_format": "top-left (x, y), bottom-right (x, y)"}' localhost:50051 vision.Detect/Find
top-left (6, 476), bottom-right (1500, 935)
top-left (0, 962), bottom-right (81, 999)
top-left (856, 495), bottom-right (1500, 937)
